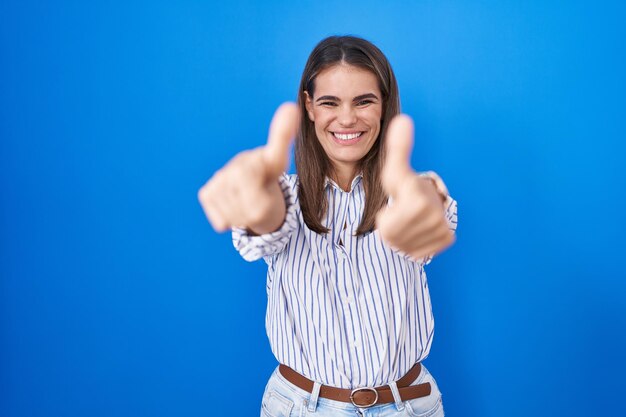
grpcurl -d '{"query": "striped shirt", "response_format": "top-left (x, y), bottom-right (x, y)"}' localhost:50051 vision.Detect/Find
top-left (232, 173), bottom-right (458, 389)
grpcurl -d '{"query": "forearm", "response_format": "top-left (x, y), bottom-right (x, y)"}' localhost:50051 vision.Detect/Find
top-left (247, 179), bottom-right (288, 235)
top-left (232, 174), bottom-right (297, 262)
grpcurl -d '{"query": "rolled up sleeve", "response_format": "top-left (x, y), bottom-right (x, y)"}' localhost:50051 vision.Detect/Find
top-left (422, 194), bottom-right (458, 265)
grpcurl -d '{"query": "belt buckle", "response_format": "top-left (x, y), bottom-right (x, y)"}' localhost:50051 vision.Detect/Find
top-left (350, 387), bottom-right (379, 408)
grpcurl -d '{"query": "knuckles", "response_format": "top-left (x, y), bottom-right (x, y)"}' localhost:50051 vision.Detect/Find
top-left (425, 210), bottom-right (447, 231)
top-left (377, 200), bottom-right (452, 256)
top-left (198, 148), bottom-right (274, 230)
top-left (199, 151), bottom-right (265, 201)
top-left (197, 185), bottom-right (210, 203)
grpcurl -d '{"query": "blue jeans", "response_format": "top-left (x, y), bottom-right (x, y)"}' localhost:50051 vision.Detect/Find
top-left (260, 364), bottom-right (444, 417)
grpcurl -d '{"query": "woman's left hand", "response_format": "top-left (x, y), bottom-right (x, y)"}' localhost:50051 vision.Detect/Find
top-left (376, 115), bottom-right (455, 260)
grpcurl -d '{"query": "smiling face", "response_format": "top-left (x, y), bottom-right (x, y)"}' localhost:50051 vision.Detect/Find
top-left (305, 64), bottom-right (383, 182)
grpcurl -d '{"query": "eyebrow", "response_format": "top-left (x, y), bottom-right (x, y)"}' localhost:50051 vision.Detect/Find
top-left (315, 93), bottom-right (380, 103)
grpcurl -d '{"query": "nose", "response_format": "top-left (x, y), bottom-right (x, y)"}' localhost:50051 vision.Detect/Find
top-left (337, 104), bottom-right (357, 127)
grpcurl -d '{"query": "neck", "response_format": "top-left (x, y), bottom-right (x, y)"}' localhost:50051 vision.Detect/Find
top-left (330, 164), bottom-right (357, 192)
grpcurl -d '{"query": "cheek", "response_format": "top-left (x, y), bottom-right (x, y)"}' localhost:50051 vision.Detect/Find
top-left (374, 110), bottom-right (383, 125)
top-left (313, 121), bottom-right (328, 141)
top-left (313, 115), bottom-right (331, 132)
top-left (361, 109), bottom-right (382, 129)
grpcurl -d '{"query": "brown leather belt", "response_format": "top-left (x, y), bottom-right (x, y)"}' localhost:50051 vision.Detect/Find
top-left (278, 363), bottom-right (431, 408)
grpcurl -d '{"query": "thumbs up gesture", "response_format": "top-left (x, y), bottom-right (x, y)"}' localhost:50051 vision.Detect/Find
top-left (376, 115), bottom-right (455, 260)
top-left (198, 103), bottom-right (300, 234)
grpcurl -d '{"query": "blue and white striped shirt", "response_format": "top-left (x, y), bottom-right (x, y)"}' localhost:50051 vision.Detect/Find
top-left (233, 173), bottom-right (458, 389)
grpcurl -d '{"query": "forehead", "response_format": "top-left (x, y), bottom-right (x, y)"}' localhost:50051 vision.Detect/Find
top-left (313, 64), bottom-right (380, 97)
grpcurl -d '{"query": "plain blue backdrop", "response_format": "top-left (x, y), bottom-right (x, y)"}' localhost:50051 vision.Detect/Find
top-left (1, 1), bottom-right (625, 416)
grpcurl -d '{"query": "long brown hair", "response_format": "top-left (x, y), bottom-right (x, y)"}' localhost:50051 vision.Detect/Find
top-left (295, 35), bottom-right (400, 235)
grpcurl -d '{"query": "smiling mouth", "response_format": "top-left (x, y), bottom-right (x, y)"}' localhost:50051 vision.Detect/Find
top-left (332, 132), bottom-right (364, 141)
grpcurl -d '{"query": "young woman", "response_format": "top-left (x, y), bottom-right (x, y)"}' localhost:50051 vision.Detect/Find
top-left (199, 35), bottom-right (457, 417)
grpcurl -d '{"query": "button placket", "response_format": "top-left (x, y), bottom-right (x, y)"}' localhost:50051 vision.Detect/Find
top-left (328, 176), bottom-right (367, 384)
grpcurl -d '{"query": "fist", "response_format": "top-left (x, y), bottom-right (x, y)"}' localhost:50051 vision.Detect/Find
top-left (376, 115), bottom-right (455, 260)
top-left (198, 103), bottom-right (300, 234)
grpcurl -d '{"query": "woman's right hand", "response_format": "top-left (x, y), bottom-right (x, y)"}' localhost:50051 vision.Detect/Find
top-left (198, 103), bottom-right (300, 235)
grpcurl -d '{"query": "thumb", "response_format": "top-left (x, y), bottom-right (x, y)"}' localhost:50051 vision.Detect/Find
top-left (382, 114), bottom-right (414, 196)
top-left (263, 102), bottom-right (300, 178)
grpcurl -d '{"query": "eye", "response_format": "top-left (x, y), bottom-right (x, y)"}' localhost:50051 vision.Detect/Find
top-left (319, 101), bottom-right (337, 107)
top-left (356, 99), bottom-right (374, 106)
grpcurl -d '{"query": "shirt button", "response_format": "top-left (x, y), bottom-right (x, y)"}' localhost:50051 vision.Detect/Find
top-left (353, 340), bottom-right (361, 348)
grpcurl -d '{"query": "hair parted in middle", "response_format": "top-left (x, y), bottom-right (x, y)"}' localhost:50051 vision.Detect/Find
top-left (295, 35), bottom-right (401, 235)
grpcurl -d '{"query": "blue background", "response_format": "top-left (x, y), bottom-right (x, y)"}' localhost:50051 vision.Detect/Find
top-left (1, 1), bottom-right (625, 416)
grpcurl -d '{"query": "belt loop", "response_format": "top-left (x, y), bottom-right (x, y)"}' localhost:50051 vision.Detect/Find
top-left (387, 380), bottom-right (405, 411)
top-left (307, 381), bottom-right (322, 412)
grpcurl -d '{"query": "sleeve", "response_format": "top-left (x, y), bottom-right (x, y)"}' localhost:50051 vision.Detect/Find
top-left (443, 194), bottom-right (458, 234)
top-left (420, 171), bottom-right (458, 265)
top-left (231, 174), bottom-right (298, 262)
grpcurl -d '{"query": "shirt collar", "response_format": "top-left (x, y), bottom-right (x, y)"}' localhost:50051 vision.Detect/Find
top-left (324, 172), bottom-right (363, 193)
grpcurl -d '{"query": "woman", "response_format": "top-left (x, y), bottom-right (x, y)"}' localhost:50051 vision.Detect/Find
top-left (198, 35), bottom-right (457, 417)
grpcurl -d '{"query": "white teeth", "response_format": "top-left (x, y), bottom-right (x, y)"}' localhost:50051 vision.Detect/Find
top-left (333, 132), bottom-right (362, 140)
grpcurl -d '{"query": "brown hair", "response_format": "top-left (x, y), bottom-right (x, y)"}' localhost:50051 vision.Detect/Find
top-left (295, 35), bottom-right (400, 235)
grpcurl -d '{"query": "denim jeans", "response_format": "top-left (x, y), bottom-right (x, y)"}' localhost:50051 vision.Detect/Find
top-left (260, 364), bottom-right (444, 417)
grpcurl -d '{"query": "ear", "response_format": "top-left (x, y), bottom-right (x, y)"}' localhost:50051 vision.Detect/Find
top-left (304, 91), bottom-right (315, 122)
